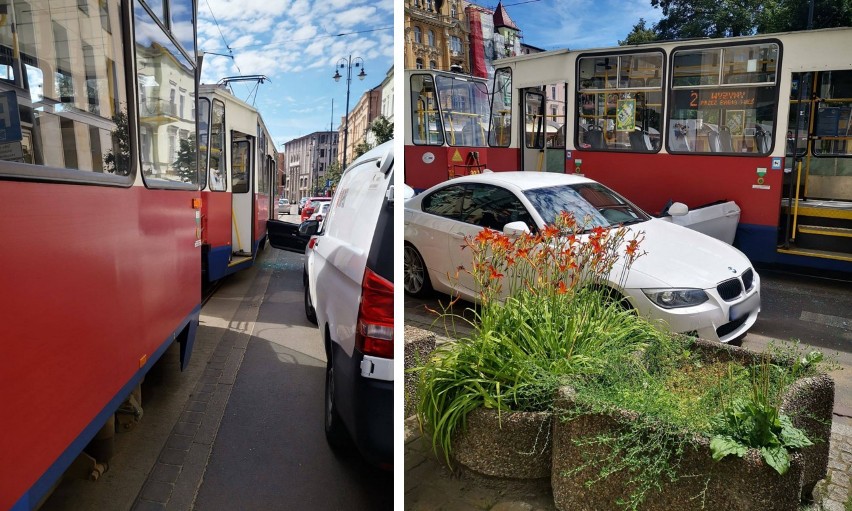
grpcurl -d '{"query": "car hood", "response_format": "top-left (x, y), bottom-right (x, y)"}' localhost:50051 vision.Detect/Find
top-left (621, 219), bottom-right (753, 289)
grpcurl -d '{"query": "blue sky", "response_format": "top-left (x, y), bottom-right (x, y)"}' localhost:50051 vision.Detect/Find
top-left (197, 0), bottom-right (394, 148)
top-left (497, 0), bottom-right (664, 51)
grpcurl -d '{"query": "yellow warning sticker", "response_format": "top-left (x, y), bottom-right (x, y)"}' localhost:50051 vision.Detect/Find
top-left (451, 149), bottom-right (463, 163)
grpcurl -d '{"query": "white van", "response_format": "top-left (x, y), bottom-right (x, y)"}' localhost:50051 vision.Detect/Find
top-left (267, 141), bottom-right (394, 468)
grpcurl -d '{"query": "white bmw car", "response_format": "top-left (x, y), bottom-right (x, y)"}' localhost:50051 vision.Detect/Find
top-left (403, 172), bottom-right (761, 343)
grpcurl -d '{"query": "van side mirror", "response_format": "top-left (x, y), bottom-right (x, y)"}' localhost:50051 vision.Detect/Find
top-left (668, 202), bottom-right (689, 217)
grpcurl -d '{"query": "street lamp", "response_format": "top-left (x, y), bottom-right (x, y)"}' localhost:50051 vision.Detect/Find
top-left (333, 55), bottom-right (366, 170)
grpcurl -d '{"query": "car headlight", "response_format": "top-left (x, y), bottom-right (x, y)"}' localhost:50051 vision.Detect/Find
top-left (642, 288), bottom-right (709, 309)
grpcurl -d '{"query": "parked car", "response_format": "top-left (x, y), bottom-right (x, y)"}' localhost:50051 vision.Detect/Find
top-left (308, 202), bottom-right (331, 230)
top-left (278, 197), bottom-right (290, 208)
top-left (404, 171), bottom-right (760, 343)
top-left (300, 197), bottom-right (332, 222)
top-left (268, 141), bottom-right (394, 468)
top-left (297, 197), bottom-right (309, 214)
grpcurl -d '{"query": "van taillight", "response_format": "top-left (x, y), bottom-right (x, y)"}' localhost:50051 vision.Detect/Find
top-left (356, 268), bottom-right (393, 359)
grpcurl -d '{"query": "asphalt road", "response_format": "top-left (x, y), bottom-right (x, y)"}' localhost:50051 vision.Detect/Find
top-left (193, 247), bottom-right (393, 510)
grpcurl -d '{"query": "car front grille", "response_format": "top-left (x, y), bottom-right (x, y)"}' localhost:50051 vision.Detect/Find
top-left (716, 278), bottom-right (743, 301)
top-left (716, 267), bottom-right (755, 301)
top-left (742, 268), bottom-right (754, 292)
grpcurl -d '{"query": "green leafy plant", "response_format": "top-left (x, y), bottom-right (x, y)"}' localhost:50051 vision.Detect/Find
top-left (709, 356), bottom-right (814, 475)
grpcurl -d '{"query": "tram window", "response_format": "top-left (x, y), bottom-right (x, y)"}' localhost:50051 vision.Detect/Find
top-left (435, 74), bottom-right (489, 147)
top-left (170, 0), bottom-right (196, 57)
top-left (198, 98), bottom-right (210, 190)
top-left (812, 70), bottom-right (852, 158)
top-left (209, 99), bottom-right (227, 190)
top-left (135, 1), bottom-right (198, 185)
top-left (576, 51), bottom-right (664, 153)
top-left (0, 0), bottom-right (133, 177)
top-left (232, 140), bottom-right (250, 194)
top-left (410, 74), bottom-right (444, 146)
top-left (489, 67), bottom-right (512, 147)
top-left (669, 43), bottom-right (779, 156)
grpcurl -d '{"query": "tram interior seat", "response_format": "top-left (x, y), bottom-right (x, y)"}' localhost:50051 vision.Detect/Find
top-left (629, 129), bottom-right (653, 151)
top-left (586, 125), bottom-right (606, 149)
top-left (706, 126), bottom-right (734, 152)
top-left (669, 123), bottom-right (692, 152)
top-left (754, 126), bottom-right (772, 153)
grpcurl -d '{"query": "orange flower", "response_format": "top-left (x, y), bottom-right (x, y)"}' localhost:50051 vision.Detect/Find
top-left (557, 281), bottom-right (568, 294)
top-left (626, 239), bottom-right (640, 257)
top-left (488, 264), bottom-right (504, 280)
top-left (542, 224), bottom-right (560, 238)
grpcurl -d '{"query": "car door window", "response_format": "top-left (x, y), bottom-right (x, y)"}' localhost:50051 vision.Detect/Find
top-left (421, 185), bottom-right (466, 219)
top-left (460, 184), bottom-right (535, 231)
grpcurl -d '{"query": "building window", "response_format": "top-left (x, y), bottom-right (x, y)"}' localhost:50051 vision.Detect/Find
top-left (551, 85), bottom-right (556, 99)
top-left (450, 36), bottom-right (462, 54)
top-left (426, 0), bottom-right (433, 11)
top-left (416, 58), bottom-right (424, 70)
top-left (413, 26), bottom-right (421, 44)
top-left (451, 2), bottom-right (457, 17)
top-left (428, 30), bottom-right (435, 47)
top-left (430, 60), bottom-right (437, 70)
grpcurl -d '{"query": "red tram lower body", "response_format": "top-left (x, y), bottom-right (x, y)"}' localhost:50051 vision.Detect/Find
top-left (0, 182), bottom-right (201, 510)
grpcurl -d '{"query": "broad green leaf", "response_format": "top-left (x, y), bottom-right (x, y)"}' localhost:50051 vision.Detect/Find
top-left (710, 436), bottom-right (748, 461)
top-left (760, 446), bottom-right (790, 475)
top-left (779, 416), bottom-right (813, 449)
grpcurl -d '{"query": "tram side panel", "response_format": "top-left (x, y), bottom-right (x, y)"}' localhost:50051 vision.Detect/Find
top-left (202, 190), bottom-right (235, 282)
top-left (0, 183), bottom-right (200, 511)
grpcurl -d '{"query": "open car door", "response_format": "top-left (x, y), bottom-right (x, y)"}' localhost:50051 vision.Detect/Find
top-left (267, 219), bottom-right (311, 253)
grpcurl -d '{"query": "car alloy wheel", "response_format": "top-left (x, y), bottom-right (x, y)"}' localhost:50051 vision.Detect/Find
top-left (404, 244), bottom-right (431, 297)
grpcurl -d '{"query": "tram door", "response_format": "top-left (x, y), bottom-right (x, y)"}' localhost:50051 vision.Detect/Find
top-left (782, 70), bottom-right (852, 259)
top-left (231, 135), bottom-right (254, 257)
top-left (521, 89), bottom-right (546, 171)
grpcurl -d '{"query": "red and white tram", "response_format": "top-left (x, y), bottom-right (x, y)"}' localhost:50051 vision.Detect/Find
top-left (0, 1), bottom-right (200, 508)
top-left (406, 28), bottom-right (852, 273)
top-left (198, 84), bottom-right (277, 282)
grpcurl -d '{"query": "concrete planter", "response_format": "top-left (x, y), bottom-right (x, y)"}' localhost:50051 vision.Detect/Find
top-left (552, 388), bottom-right (805, 511)
top-left (452, 407), bottom-right (553, 479)
top-left (549, 339), bottom-right (835, 511)
top-left (404, 326), bottom-right (437, 419)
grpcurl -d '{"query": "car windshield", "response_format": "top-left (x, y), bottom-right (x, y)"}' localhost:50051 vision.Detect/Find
top-left (523, 183), bottom-right (650, 230)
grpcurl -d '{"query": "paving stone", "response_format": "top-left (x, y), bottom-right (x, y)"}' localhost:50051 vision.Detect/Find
top-left (166, 434), bottom-right (193, 451)
top-left (133, 500), bottom-right (167, 511)
top-left (158, 448), bottom-right (188, 466)
top-left (139, 481), bottom-right (173, 504)
top-left (173, 421), bottom-right (199, 437)
top-left (148, 463), bottom-right (181, 484)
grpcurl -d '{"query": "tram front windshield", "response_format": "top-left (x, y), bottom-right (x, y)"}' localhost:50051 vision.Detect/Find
top-left (435, 75), bottom-right (490, 147)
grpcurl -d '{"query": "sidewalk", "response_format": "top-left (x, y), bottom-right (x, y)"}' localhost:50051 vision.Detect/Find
top-left (403, 303), bottom-right (852, 511)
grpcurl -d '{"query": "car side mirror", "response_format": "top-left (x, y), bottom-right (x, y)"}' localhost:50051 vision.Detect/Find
top-left (503, 221), bottom-right (530, 237)
top-left (668, 202), bottom-right (689, 217)
top-left (299, 219), bottom-right (320, 236)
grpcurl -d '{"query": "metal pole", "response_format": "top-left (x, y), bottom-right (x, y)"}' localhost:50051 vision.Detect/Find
top-left (342, 55), bottom-right (352, 170)
top-left (328, 98), bottom-right (334, 191)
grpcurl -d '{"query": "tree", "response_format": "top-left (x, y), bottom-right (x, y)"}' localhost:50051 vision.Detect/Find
top-left (645, 0), bottom-right (852, 40)
top-left (104, 111), bottom-right (131, 176)
top-left (651, 0), bottom-right (762, 39)
top-left (325, 160), bottom-right (343, 192)
top-left (352, 140), bottom-right (372, 160)
top-left (619, 18), bottom-right (658, 45)
top-left (173, 134), bottom-right (198, 183)
top-left (369, 115), bottom-right (394, 145)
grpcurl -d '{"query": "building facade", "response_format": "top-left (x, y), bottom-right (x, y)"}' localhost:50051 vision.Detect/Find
top-left (337, 86), bottom-right (381, 168)
top-left (282, 131), bottom-right (339, 201)
top-left (404, 0), bottom-right (470, 73)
